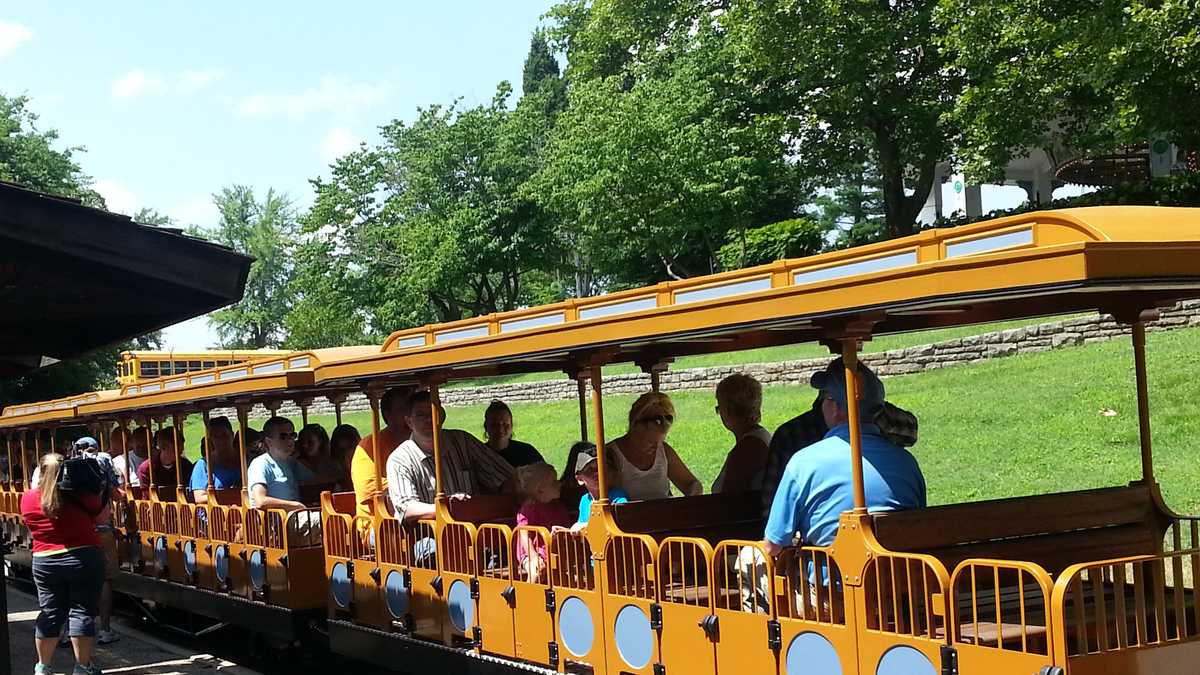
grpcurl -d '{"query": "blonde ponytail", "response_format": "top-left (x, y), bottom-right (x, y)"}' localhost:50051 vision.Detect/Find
top-left (38, 453), bottom-right (64, 518)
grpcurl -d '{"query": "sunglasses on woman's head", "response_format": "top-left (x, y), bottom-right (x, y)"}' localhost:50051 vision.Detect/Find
top-left (638, 415), bottom-right (673, 427)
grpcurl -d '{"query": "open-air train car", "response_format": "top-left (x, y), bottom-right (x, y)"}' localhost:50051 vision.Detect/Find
top-left (4, 206), bottom-right (1200, 674)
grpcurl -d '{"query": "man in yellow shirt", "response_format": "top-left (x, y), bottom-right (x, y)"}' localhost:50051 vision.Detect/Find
top-left (352, 387), bottom-right (411, 533)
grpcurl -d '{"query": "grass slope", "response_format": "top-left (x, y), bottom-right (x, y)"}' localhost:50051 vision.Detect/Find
top-left (180, 323), bottom-right (1200, 515)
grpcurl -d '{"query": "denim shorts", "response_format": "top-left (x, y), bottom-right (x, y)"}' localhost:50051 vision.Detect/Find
top-left (32, 546), bottom-right (105, 638)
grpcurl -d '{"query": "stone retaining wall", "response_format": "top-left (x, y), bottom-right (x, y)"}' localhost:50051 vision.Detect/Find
top-left (226, 300), bottom-right (1200, 419)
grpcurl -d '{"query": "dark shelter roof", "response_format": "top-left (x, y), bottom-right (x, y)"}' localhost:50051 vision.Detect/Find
top-left (0, 181), bottom-right (252, 377)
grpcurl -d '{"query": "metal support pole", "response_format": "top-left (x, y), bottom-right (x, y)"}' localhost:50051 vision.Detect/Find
top-left (590, 365), bottom-right (608, 502)
top-left (1132, 321), bottom-right (1154, 483)
top-left (236, 407), bottom-right (250, 503)
top-left (431, 384), bottom-right (445, 500)
top-left (202, 410), bottom-right (214, 493)
top-left (842, 340), bottom-right (867, 512)
top-left (576, 376), bottom-right (589, 442)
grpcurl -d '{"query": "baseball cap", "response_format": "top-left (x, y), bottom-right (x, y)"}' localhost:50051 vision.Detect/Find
top-left (73, 436), bottom-right (99, 452)
top-left (810, 358), bottom-right (886, 417)
top-left (575, 450), bottom-right (599, 474)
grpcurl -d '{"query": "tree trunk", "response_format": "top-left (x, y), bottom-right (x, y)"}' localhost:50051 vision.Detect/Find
top-left (873, 126), bottom-right (937, 240)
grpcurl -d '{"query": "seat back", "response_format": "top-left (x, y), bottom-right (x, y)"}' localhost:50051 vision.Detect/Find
top-left (871, 484), bottom-right (1168, 574)
top-left (611, 490), bottom-right (763, 542)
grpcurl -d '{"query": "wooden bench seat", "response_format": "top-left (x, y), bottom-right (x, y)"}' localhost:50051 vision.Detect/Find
top-left (871, 484), bottom-right (1170, 576)
top-left (611, 490), bottom-right (764, 542)
top-left (448, 493), bottom-right (520, 525)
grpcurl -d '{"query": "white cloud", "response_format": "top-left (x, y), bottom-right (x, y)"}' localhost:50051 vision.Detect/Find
top-left (111, 69), bottom-right (164, 100)
top-left (111, 67), bottom-right (223, 100)
top-left (0, 20), bottom-right (33, 60)
top-left (237, 76), bottom-right (390, 121)
top-left (94, 179), bottom-right (139, 215)
top-left (320, 126), bottom-right (359, 162)
top-left (178, 68), bottom-right (225, 92)
top-left (167, 196), bottom-right (219, 229)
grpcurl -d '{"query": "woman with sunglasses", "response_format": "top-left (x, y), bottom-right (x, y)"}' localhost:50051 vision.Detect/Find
top-left (605, 391), bottom-right (702, 500)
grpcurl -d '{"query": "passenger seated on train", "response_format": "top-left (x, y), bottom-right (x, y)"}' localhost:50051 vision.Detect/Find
top-left (297, 423), bottom-right (346, 485)
top-left (352, 387), bottom-right (410, 529)
top-left (329, 424), bottom-right (361, 492)
top-left (605, 392), bottom-right (702, 500)
top-left (189, 416), bottom-right (241, 504)
top-left (247, 416), bottom-right (315, 512)
top-left (561, 444), bottom-right (628, 533)
top-left (711, 374), bottom-right (771, 494)
top-left (136, 427), bottom-right (194, 490)
top-left (483, 399), bottom-right (545, 468)
top-left (514, 462), bottom-right (571, 582)
top-left (112, 426), bottom-right (149, 490)
top-left (762, 359), bottom-right (926, 556)
top-left (385, 389), bottom-right (515, 523)
top-left (761, 393), bottom-right (919, 518)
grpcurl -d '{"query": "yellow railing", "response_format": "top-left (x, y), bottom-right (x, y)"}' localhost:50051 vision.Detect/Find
top-left (951, 559), bottom-right (1053, 656)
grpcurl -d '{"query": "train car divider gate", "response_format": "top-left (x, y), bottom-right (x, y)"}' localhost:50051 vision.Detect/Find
top-left (475, 523), bottom-right (517, 659)
top-left (602, 533), bottom-right (661, 675)
top-left (712, 540), bottom-right (781, 675)
top-left (656, 537), bottom-right (717, 675)
top-left (551, 530), bottom-right (605, 673)
top-left (439, 519), bottom-right (479, 646)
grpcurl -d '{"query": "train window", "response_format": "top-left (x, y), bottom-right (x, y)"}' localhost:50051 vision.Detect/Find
top-left (189, 360), bottom-right (202, 371)
top-left (175, 360), bottom-right (187, 373)
top-left (203, 361), bottom-right (216, 369)
top-left (140, 362), bottom-right (159, 378)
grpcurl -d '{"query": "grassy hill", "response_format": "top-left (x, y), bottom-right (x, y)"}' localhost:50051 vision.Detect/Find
top-left (181, 323), bottom-right (1200, 515)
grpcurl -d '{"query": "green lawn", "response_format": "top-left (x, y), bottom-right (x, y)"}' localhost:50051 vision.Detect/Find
top-left (179, 322), bottom-right (1200, 516)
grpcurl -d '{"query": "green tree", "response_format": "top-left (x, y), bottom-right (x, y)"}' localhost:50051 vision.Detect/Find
top-left (202, 186), bottom-right (297, 348)
top-left (725, 0), bottom-right (956, 239)
top-left (939, 0), bottom-right (1200, 180)
top-left (532, 22), bottom-right (800, 286)
top-left (303, 84), bottom-right (560, 330)
top-left (0, 94), bottom-right (102, 206)
top-left (132, 207), bottom-right (173, 226)
top-left (523, 31), bottom-right (568, 117)
top-left (716, 218), bottom-right (828, 271)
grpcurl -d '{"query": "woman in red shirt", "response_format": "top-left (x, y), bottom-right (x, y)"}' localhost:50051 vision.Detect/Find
top-left (20, 453), bottom-right (105, 675)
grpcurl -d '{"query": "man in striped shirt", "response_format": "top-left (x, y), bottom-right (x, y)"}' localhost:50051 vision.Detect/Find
top-left (386, 390), bottom-right (516, 524)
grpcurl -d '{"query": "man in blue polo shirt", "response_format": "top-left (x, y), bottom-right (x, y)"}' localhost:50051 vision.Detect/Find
top-left (763, 357), bottom-right (926, 555)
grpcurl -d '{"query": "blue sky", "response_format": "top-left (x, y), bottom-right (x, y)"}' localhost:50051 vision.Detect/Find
top-left (0, 2), bottom-right (555, 349)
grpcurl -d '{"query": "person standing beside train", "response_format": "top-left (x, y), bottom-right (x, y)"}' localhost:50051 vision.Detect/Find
top-left (21, 453), bottom-right (108, 675)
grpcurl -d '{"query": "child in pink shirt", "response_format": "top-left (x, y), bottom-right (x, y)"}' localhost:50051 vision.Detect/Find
top-left (515, 463), bottom-right (571, 582)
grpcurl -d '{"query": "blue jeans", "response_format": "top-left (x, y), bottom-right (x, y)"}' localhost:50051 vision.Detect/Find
top-left (32, 546), bottom-right (105, 638)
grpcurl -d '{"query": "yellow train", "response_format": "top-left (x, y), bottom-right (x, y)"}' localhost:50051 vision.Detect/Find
top-left (3, 206), bottom-right (1200, 674)
top-left (116, 350), bottom-right (291, 385)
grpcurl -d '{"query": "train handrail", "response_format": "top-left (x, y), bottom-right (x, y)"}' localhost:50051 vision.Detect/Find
top-left (949, 558), bottom-right (1055, 656)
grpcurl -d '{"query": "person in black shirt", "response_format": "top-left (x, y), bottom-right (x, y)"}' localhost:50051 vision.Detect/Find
top-left (483, 400), bottom-right (544, 467)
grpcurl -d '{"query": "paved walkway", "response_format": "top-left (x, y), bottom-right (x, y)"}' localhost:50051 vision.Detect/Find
top-left (6, 585), bottom-right (258, 675)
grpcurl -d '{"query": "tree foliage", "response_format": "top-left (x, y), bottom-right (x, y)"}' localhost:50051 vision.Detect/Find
top-left (203, 186), bottom-right (297, 348)
top-left (0, 94), bottom-right (103, 207)
top-left (534, 14), bottom-right (801, 286)
top-left (939, 0), bottom-right (1200, 180)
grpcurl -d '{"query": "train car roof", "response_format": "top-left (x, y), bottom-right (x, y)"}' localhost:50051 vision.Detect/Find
top-left (0, 347), bottom-right (379, 427)
top-left (315, 206), bottom-right (1200, 384)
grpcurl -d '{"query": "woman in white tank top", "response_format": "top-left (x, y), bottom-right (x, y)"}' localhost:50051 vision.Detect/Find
top-left (604, 392), bottom-right (702, 501)
top-left (711, 374), bottom-right (772, 494)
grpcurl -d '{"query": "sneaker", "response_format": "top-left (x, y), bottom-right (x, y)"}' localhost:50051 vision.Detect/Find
top-left (34, 663), bottom-right (51, 675)
top-left (96, 629), bottom-right (120, 645)
top-left (72, 664), bottom-right (102, 675)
